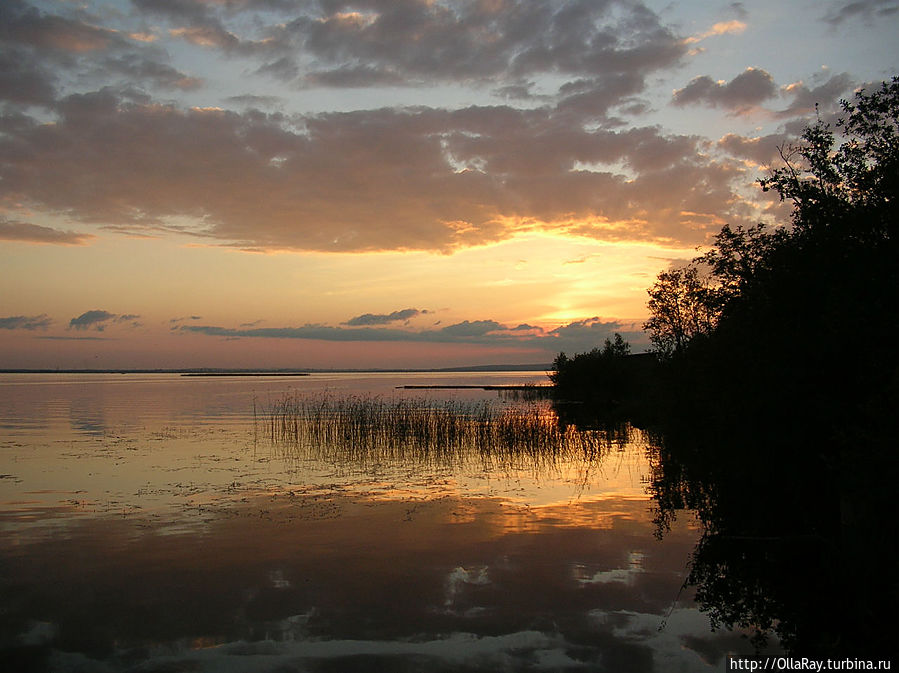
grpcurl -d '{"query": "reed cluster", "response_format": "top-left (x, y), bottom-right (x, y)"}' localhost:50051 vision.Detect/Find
top-left (259, 393), bottom-right (620, 470)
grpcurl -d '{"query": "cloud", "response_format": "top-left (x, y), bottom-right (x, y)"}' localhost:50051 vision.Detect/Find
top-left (777, 72), bottom-right (855, 118)
top-left (130, 0), bottom-right (687, 87)
top-left (99, 55), bottom-right (203, 91)
top-left (0, 0), bottom-right (207, 110)
top-left (716, 132), bottom-right (798, 173)
top-left (547, 317), bottom-right (627, 341)
top-left (69, 310), bottom-right (117, 331)
top-left (131, 0), bottom-right (208, 23)
top-left (0, 314), bottom-right (52, 330)
top-left (68, 310), bottom-right (141, 331)
top-left (822, 0), bottom-right (899, 25)
top-left (224, 94), bottom-right (282, 108)
top-left (170, 26), bottom-right (240, 50)
top-left (554, 73), bottom-right (648, 119)
top-left (0, 90), bottom-right (756, 252)
top-left (0, 0), bottom-right (120, 54)
top-left (438, 320), bottom-right (506, 337)
top-left (304, 64), bottom-right (407, 87)
top-left (686, 20), bottom-right (747, 44)
top-left (0, 48), bottom-right (56, 105)
top-left (344, 308), bottom-right (425, 326)
top-left (179, 316), bottom-right (647, 353)
top-left (672, 68), bottom-right (776, 111)
top-left (0, 217), bottom-right (94, 245)
top-left (730, 3), bottom-right (749, 20)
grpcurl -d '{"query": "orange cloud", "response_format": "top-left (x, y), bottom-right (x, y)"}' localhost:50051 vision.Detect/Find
top-left (685, 19), bottom-right (747, 44)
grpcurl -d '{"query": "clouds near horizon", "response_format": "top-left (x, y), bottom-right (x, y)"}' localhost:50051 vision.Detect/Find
top-left (0, 314), bottom-right (52, 331)
top-left (0, 217), bottom-right (93, 245)
top-left (178, 315), bottom-right (645, 353)
top-left (1, 0), bottom-right (895, 368)
top-left (69, 310), bottom-right (142, 331)
top-left (344, 308), bottom-right (427, 326)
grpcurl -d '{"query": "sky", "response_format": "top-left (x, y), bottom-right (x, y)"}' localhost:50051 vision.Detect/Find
top-left (1, 0), bottom-right (897, 370)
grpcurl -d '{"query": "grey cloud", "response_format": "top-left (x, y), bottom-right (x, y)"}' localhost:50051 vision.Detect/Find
top-left (549, 317), bottom-right (621, 339)
top-left (0, 217), bottom-right (93, 245)
top-left (100, 55), bottom-right (202, 90)
top-left (344, 308), bottom-right (424, 326)
top-left (0, 49), bottom-right (56, 105)
top-left (256, 57), bottom-right (301, 81)
top-left (0, 0), bottom-right (123, 54)
top-left (305, 65), bottom-right (405, 87)
top-left (170, 25), bottom-right (241, 50)
top-left (225, 94), bottom-right (282, 108)
top-left (494, 83), bottom-right (545, 101)
top-left (132, 0), bottom-right (213, 25)
top-left (0, 90), bottom-right (753, 253)
top-left (823, 0), bottom-right (899, 24)
top-left (69, 310), bottom-right (117, 331)
top-left (69, 309), bottom-right (141, 331)
top-left (730, 3), bottom-right (749, 20)
top-left (555, 73), bottom-right (647, 119)
top-left (438, 320), bottom-right (505, 337)
top-left (717, 132), bottom-right (790, 167)
top-left (776, 72), bottom-right (855, 118)
top-left (0, 3), bottom-right (738, 253)
top-left (0, 1), bottom-right (203, 105)
top-left (179, 316), bottom-right (648, 353)
top-left (169, 315), bottom-right (203, 330)
top-left (133, 0), bottom-right (282, 55)
top-left (139, 0), bottom-right (687, 87)
top-left (182, 324), bottom-right (426, 342)
top-left (0, 314), bottom-right (53, 330)
top-left (673, 68), bottom-right (777, 111)
top-left (38, 335), bottom-right (111, 341)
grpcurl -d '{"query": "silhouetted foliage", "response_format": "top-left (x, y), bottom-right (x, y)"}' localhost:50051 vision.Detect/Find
top-left (640, 77), bottom-right (899, 436)
top-left (550, 334), bottom-right (655, 427)
top-left (643, 265), bottom-right (720, 357)
top-left (645, 77), bottom-right (899, 657)
top-left (556, 78), bottom-right (899, 656)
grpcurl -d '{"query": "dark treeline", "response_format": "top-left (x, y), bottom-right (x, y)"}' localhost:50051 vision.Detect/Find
top-left (552, 79), bottom-right (899, 656)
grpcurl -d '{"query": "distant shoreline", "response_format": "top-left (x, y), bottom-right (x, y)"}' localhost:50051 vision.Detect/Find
top-left (180, 372), bottom-right (311, 377)
top-left (397, 384), bottom-right (551, 390)
top-left (0, 364), bottom-right (551, 375)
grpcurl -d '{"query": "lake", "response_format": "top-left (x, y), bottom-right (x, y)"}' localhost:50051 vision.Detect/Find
top-left (0, 372), bottom-right (776, 672)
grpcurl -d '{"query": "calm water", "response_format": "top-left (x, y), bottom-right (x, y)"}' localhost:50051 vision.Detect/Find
top-left (0, 373), bottom-right (772, 671)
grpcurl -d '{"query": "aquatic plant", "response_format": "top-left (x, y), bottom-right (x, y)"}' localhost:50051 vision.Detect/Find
top-left (259, 393), bottom-right (625, 472)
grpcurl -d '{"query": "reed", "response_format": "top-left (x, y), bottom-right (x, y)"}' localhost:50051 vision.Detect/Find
top-left (259, 393), bottom-right (624, 471)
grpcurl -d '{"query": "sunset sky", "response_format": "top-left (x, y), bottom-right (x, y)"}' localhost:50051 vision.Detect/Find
top-left (1, 0), bottom-right (896, 369)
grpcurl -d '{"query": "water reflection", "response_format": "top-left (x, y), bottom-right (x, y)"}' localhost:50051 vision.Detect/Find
top-left (644, 421), bottom-right (897, 658)
top-left (2, 488), bottom-right (715, 672)
top-left (1, 374), bottom-right (791, 671)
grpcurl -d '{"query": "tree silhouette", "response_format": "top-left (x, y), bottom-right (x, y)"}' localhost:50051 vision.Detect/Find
top-left (616, 77), bottom-right (899, 657)
top-left (643, 265), bottom-right (719, 358)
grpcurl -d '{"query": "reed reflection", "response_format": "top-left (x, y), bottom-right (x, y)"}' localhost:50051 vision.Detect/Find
top-left (260, 393), bottom-right (634, 478)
